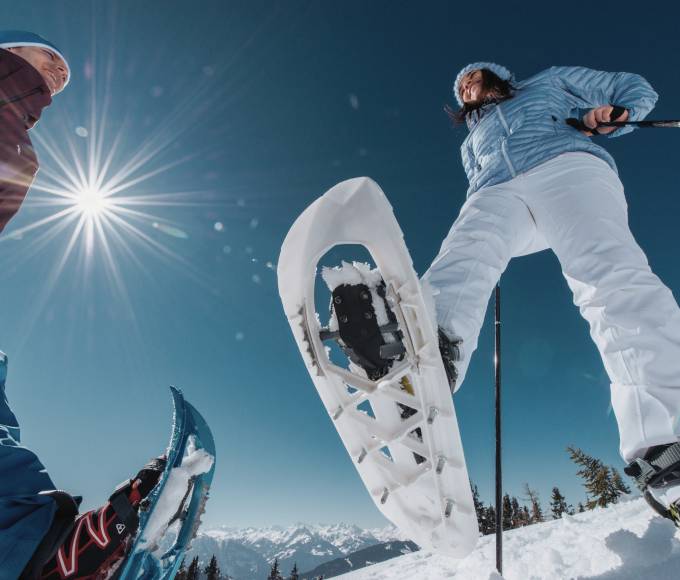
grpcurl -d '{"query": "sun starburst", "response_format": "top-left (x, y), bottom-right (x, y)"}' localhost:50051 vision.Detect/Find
top-left (0, 39), bottom-right (226, 351)
top-left (74, 184), bottom-right (113, 217)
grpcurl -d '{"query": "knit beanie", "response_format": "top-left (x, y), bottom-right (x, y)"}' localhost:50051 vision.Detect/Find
top-left (453, 62), bottom-right (513, 106)
top-left (0, 30), bottom-right (70, 87)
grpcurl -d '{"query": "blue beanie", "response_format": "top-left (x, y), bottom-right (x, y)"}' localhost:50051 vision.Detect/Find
top-left (453, 62), bottom-right (513, 106)
top-left (0, 30), bottom-right (70, 87)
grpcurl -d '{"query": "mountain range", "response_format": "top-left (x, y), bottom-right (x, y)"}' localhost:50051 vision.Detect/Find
top-left (185, 522), bottom-right (409, 579)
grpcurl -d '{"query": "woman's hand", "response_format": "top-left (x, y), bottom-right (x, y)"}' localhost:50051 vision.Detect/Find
top-left (581, 105), bottom-right (629, 136)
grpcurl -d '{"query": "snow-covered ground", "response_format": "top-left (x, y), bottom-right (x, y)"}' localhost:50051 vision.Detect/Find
top-left (338, 497), bottom-right (680, 579)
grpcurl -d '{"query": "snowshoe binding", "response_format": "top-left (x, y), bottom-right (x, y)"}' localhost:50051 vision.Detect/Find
top-left (321, 262), bottom-right (405, 381)
top-left (625, 442), bottom-right (680, 526)
top-left (321, 261), bottom-right (462, 392)
top-left (438, 328), bottom-right (463, 392)
top-left (320, 262), bottom-right (464, 466)
top-left (37, 456), bottom-right (166, 580)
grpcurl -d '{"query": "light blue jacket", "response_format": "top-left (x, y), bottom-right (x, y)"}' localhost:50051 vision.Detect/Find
top-left (461, 66), bottom-right (658, 197)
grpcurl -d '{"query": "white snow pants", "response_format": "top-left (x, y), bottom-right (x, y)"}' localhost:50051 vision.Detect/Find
top-left (422, 152), bottom-right (680, 462)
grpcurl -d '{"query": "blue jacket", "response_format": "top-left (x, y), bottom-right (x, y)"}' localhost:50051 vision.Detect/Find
top-left (461, 65), bottom-right (658, 197)
top-left (0, 352), bottom-right (58, 578)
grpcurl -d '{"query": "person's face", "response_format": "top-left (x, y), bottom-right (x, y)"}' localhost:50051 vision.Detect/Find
top-left (459, 70), bottom-right (483, 104)
top-left (6, 46), bottom-right (68, 95)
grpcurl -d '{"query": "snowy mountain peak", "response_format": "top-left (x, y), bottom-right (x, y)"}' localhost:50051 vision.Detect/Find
top-left (189, 522), bottom-right (404, 579)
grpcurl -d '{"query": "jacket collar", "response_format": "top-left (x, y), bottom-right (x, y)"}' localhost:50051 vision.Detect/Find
top-left (465, 101), bottom-right (498, 131)
top-left (0, 48), bottom-right (52, 130)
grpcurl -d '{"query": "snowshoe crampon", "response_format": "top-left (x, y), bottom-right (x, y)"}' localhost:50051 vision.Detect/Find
top-left (113, 387), bottom-right (216, 579)
top-left (277, 177), bottom-right (478, 557)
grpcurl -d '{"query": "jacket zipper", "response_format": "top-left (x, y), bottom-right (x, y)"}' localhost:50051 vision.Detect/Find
top-left (496, 105), bottom-right (517, 178)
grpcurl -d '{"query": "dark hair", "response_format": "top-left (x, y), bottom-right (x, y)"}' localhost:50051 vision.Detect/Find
top-left (444, 68), bottom-right (516, 125)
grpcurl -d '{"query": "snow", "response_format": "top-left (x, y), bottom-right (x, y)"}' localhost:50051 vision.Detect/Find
top-left (140, 435), bottom-right (215, 553)
top-left (201, 522), bottom-right (399, 553)
top-left (321, 261), bottom-right (383, 292)
top-left (337, 498), bottom-right (680, 579)
top-left (368, 525), bottom-right (409, 544)
top-left (197, 522), bottom-right (403, 564)
top-left (190, 522), bottom-right (404, 577)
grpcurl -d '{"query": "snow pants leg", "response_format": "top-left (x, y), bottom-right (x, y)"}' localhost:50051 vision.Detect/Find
top-left (0, 351), bottom-right (57, 578)
top-left (422, 182), bottom-right (539, 389)
top-left (521, 153), bottom-right (680, 462)
top-left (424, 151), bottom-right (680, 463)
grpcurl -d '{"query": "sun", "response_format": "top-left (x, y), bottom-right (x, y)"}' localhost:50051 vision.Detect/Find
top-left (74, 185), bottom-right (113, 217)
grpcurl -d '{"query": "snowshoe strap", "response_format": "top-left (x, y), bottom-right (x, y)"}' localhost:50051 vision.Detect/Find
top-left (109, 482), bottom-right (140, 535)
top-left (625, 442), bottom-right (680, 491)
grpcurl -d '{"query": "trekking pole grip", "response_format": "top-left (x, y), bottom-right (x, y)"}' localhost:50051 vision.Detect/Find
top-left (566, 105), bottom-right (627, 133)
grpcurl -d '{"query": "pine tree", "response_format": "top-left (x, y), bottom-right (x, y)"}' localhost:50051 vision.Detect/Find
top-left (289, 562), bottom-right (300, 580)
top-left (568, 446), bottom-right (629, 508)
top-left (509, 496), bottom-right (521, 527)
top-left (484, 505), bottom-right (496, 535)
top-left (478, 504), bottom-right (493, 535)
top-left (595, 466), bottom-right (618, 507)
top-left (471, 483), bottom-right (486, 532)
top-left (502, 494), bottom-right (513, 530)
top-left (611, 468), bottom-right (631, 495)
top-left (268, 558), bottom-right (284, 580)
top-left (187, 557), bottom-right (200, 580)
top-left (550, 487), bottom-right (569, 519)
top-left (204, 554), bottom-right (220, 580)
top-left (524, 484), bottom-right (543, 524)
top-left (176, 559), bottom-right (188, 580)
top-left (577, 502), bottom-right (586, 513)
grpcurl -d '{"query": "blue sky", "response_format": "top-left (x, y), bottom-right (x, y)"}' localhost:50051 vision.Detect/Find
top-left (3, 1), bottom-right (680, 530)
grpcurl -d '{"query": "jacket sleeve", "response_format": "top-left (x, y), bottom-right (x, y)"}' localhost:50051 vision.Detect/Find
top-left (0, 133), bottom-right (38, 234)
top-left (550, 66), bottom-right (658, 138)
top-left (0, 184), bottom-right (29, 234)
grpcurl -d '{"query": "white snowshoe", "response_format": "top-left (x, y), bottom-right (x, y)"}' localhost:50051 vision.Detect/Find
top-left (278, 177), bottom-right (478, 557)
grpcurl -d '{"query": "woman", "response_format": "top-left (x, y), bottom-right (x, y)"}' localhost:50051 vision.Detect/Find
top-left (421, 62), bottom-right (680, 522)
top-left (0, 31), bottom-right (164, 579)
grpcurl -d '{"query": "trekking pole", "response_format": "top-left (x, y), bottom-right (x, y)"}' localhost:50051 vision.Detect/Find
top-left (494, 283), bottom-right (503, 575)
top-left (566, 118), bottom-right (680, 131)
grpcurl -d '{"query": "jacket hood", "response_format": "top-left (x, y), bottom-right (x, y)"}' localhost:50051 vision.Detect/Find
top-left (453, 62), bottom-right (514, 107)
